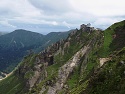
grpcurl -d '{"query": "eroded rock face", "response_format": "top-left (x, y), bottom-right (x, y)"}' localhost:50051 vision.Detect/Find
top-left (47, 45), bottom-right (91, 94)
top-left (16, 54), bottom-right (50, 90)
top-left (70, 29), bottom-right (77, 36)
top-left (28, 71), bottom-right (40, 89)
top-left (27, 62), bottom-right (48, 89)
top-left (16, 38), bottom-right (66, 90)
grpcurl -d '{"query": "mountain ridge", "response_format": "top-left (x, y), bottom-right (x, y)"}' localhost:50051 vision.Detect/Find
top-left (0, 20), bottom-right (125, 94)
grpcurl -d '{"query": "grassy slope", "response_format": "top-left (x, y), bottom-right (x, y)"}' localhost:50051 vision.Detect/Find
top-left (68, 35), bottom-right (101, 94)
top-left (56, 30), bottom-right (102, 94)
top-left (0, 54), bottom-right (37, 94)
top-left (86, 47), bottom-right (125, 94)
top-left (65, 20), bottom-right (125, 94)
top-left (82, 20), bottom-right (125, 94)
top-left (98, 20), bottom-right (125, 57)
top-left (0, 73), bottom-right (25, 94)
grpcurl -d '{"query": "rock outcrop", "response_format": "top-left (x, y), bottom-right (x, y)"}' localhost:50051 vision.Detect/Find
top-left (80, 24), bottom-right (96, 32)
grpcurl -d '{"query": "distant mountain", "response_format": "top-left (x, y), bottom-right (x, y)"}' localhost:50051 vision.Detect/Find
top-left (0, 29), bottom-right (44, 49)
top-left (42, 29), bottom-right (74, 48)
top-left (0, 29), bottom-right (71, 73)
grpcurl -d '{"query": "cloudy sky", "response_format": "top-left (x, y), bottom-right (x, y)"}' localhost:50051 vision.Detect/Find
top-left (0, 0), bottom-right (125, 34)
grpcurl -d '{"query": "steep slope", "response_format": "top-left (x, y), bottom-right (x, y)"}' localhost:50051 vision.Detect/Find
top-left (98, 20), bottom-right (125, 57)
top-left (0, 24), bottom-right (102, 94)
top-left (0, 29), bottom-right (70, 75)
top-left (84, 47), bottom-right (125, 94)
top-left (82, 20), bottom-right (125, 94)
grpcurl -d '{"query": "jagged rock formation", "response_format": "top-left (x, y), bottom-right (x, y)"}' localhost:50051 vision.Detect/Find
top-left (17, 51), bottom-right (56, 89)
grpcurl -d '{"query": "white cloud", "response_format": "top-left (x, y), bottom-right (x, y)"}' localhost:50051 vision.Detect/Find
top-left (28, 0), bottom-right (71, 14)
top-left (69, 0), bottom-right (125, 17)
top-left (0, 0), bottom-right (125, 33)
top-left (0, 20), bottom-right (16, 28)
top-left (10, 17), bottom-right (59, 26)
top-left (0, 0), bottom-right (42, 18)
top-left (93, 18), bottom-right (118, 26)
top-left (52, 21), bottom-right (58, 26)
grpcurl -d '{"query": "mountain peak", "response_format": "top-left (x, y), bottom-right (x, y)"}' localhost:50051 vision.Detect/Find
top-left (11, 29), bottom-right (43, 35)
top-left (0, 29), bottom-right (71, 75)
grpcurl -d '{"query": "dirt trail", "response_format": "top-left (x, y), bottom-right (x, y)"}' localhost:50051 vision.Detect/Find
top-left (0, 72), bottom-right (13, 81)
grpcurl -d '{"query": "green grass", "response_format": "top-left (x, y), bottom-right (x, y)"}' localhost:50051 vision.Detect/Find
top-left (0, 54), bottom-right (38, 94)
top-left (66, 67), bottom-right (80, 89)
top-left (111, 20), bottom-right (125, 30)
top-left (24, 71), bottom-right (34, 79)
top-left (69, 80), bottom-right (89, 94)
top-left (86, 47), bottom-right (125, 94)
top-left (98, 20), bottom-right (125, 57)
top-left (21, 54), bottom-right (36, 68)
top-left (0, 73), bottom-right (25, 94)
top-left (98, 29), bottom-right (114, 57)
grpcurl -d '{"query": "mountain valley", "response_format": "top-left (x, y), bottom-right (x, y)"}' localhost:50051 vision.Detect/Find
top-left (0, 29), bottom-right (71, 77)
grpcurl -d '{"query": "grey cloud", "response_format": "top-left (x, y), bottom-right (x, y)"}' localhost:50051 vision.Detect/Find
top-left (28, 0), bottom-right (72, 14)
